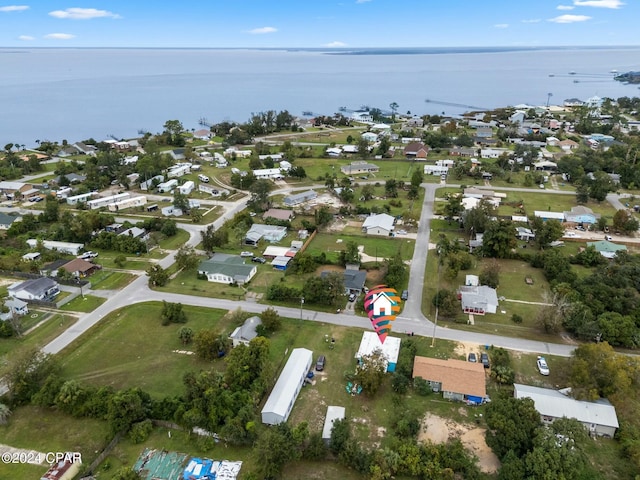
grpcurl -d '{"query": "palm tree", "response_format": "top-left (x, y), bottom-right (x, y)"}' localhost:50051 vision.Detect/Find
top-left (0, 403), bottom-right (12, 425)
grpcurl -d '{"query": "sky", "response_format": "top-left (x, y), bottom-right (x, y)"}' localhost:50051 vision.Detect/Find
top-left (0, 0), bottom-right (638, 48)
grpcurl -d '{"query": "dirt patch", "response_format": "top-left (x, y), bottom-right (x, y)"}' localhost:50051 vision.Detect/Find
top-left (454, 341), bottom-right (482, 360)
top-left (419, 413), bottom-right (500, 474)
top-left (0, 278), bottom-right (17, 287)
top-left (365, 268), bottom-right (384, 284)
top-left (315, 265), bottom-right (344, 275)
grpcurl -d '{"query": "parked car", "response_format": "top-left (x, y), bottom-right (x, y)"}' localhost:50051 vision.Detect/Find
top-left (537, 356), bottom-right (550, 376)
top-left (240, 251), bottom-right (253, 257)
top-left (315, 355), bottom-right (326, 371)
top-left (468, 352), bottom-right (477, 363)
top-left (401, 290), bottom-right (409, 301)
top-left (78, 251), bottom-right (98, 259)
top-left (348, 293), bottom-right (356, 302)
top-left (480, 352), bottom-right (490, 369)
top-left (251, 256), bottom-right (266, 263)
top-left (29, 196), bottom-right (44, 202)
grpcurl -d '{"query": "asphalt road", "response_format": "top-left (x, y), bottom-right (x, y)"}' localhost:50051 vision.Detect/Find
top-left (40, 182), bottom-right (579, 357)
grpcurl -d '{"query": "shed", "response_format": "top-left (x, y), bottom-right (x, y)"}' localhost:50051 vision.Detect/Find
top-left (514, 383), bottom-right (619, 437)
top-left (261, 348), bottom-right (313, 425)
top-left (355, 331), bottom-right (401, 372)
top-left (271, 256), bottom-right (291, 270)
top-left (322, 406), bottom-right (346, 444)
top-left (229, 316), bottom-right (262, 347)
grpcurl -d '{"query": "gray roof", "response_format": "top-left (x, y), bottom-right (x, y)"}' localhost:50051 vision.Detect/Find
top-left (53, 173), bottom-right (86, 184)
top-left (362, 213), bottom-right (395, 232)
top-left (514, 384), bottom-right (619, 429)
top-left (284, 190), bottom-right (317, 205)
top-left (322, 269), bottom-right (366, 291)
top-left (42, 259), bottom-right (71, 273)
top-left (459, 285), bottom-right (498, 310)
top-left (10, 277), bottom-right (58, 296)
top-left (0, 212), bottom-right (18, 226)
top-left (322, 406), bottom-right (346, 440)
top-left (229, 316), bottom-right (262, 343)
top-left (271, 256), bottom-right (291, 267)
top-left (247, 224), bottom-right (287, 241)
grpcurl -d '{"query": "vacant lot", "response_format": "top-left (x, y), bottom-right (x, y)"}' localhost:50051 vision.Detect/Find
top-left (306, 232), bottom-right (415, 264)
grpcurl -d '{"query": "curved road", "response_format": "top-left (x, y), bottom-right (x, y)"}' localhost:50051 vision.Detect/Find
top-left (42, 182), bottom-right (580, 357)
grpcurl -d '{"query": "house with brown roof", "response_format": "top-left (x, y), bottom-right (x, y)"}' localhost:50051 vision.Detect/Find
top-left (61, 258), bottom-right (101, 278)
top-left (403, 142), bottom-right (429, 159)
top-left (263, 208), bottom-right (294, 222)
top-left (558, 139), bottom-right (579, 151)
top-left (413, 356), bottom-right (487, 403)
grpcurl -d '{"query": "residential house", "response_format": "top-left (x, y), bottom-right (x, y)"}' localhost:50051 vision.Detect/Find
top-left (263, 208), bottom-right (294, 222)
top-left (586, 240), bottom-right (627, 259)
top-left (361, 131), bottom-right (378, 143)
top-left (283, 190), bottom-right (317, 207)
top-left (262, 246), bottom-right (295, 258)
top-left (516, 227), bottom-right (535, 242)
top-left (40, 259), bottom-right (72, 277)
top-left (21, 252), bottom-right (41, 262)
top-left (0, 181), bottom-right (30, 199)
top-left (564, 206), bottom-right (600, 225)
top-left (480, 148), bottom-right (507, 159)
top-left (406, 116), bottom-right (424, 128)
top-left (404, 142), bottom-right (429, 159)
top-left (458, 285), bottom-right (499, 315)
top-left (1, 297), bottom-right (29, 321)
top-left (533, 160), bottom-right (558, 171)
top-left (514, 383), bottom-right (619, 437)
top-left (558, 139), bottom-right (578, 151)
top-left (26, 239), bottom-right (84, 256)
top-left (449, 147), bottom-right (476, 157)
top-left (356, 331), bottom-right (401, 372)
top-left (8, 277), bottom-right (60, 301)
top-left (65, 192), bottom-right (94, 206)
top-left (40, 458), bottom-right (82, 480)
top-left (229, 316), bottom-right (262, 347)
top-left (509, 111), bottom-right (526, 124)
top-left (533, 211), bottom-right (565, 222)
top-left (362, 213), bottom-right (395, 236)
top-left (0, 212), bottom-right (19, 230)
top-left (140, 175), bottom-right (164, 191)
top-left (193, 128), bottom-right (212, 140)
top-left (107, 195), bottom-right (147, 212)
top-left (213, 153), bottom-right (228, 168)
top-left (161, 206), bottom-right (183, 217)
top-left (197, 253), bottom-right (257, 285)
top-left (119, 227), bottom-right (149, 241)
top-left (167, 149), bottom-right (185, 161)
top-left (326, 147), bottom-right (342, 157)
top-left (179, 181), bottom-right (195, 195)
top-left (351, 111), bottom-right (373, 123)
top-left (60, 258), bottom-right (101, 278)
top-left (340, 161), bottom-right (379, 175)
top-left (413, 356), bottom-right (487, 404)
top-left (424, 165), bottom-right (449, 176)
top-left (321, 269), bottom-right (366, 295)
top-left (475, 126), bottom-right (493, 138)
top-left (258, 153), bottom-right (284, 161)
top-left (87, 193), bottom-right (130, 210)
top-left (156, 179), bottom-right (178, 193)
top-left (253, 168), bottom-right (284, 180)
top-left (167, 164), bottom-right (190, 178)
top-left (51, 173), bottom-right (87, 185)
top-left (245, 224), bottom-right (287, 245)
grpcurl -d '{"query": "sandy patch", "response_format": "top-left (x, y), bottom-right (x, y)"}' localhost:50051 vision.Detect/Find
top-left (454, 341), bottom-right (482, 359)
top-left (0, 278), bottom-right (17, 287)
top-left (419, 413), bottom-right (500, 474)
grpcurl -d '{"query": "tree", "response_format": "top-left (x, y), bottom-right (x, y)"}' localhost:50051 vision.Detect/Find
top-left (201, 224), bottom-right (228, 251)
top-left (314, 205), bottom-right (333, 229)
top-left (41, 195), bottom-right (59, 223)
top-left (260, 307), bottom-right (282, 333)
top-left (107, 388), bottom-right (151, 434)
top-left (384, 254), bottom-right (407, 289)
top-left (174, 244), bottom-right (200, 271)
top-left (0, 403), bottom-right (12, 425)
top-left (357, 136), bottom-right (370, 159)
top-left (479, 260), bottom-right (500, 288)
top-left (389, 102), bottom-right (399, 121)
top-left (354, 349), bottom-right (387, 395)
top-left (163, 119), bottom-right (184, 146)
top-left (114, 254), bottom-right (126, 268)
top-left (254, 423), bottom-right (302, 479)
top-left (576, 183), bottom-right (590, 204)
top-left (613, 208), bottom-right (640, 235)
top-left (536, 290), bottom-right (572, 334)
top-left (482, 220), bottom-right (517, 258)
top-left (112, 467), bottom-right (142, 480)
top-left (530, 217), bottom-right (564, 249)
top-left (485, 395), bottom-right (541, 459)
top-left (385, 178), bottom-right (399, 198)
top-left (340, 241), bottom-right (361, 266)
top-left (443, 195), bottom-right (463, 221)
top-left (161, 301), bottom-right (187, 325)
top-left (410, 168), bottom-right (423, 188)
top-left (432, 289), bottom-right (459, 319)
top-left (178, 326), bottom-right (194, 345)
top-left (194, 329), bottom-right (229, 361)
top-left (247, 179), bottom-right (272, 212)
top-left (588, 171), bottom-right (615, 202)
top-left (329, 417), bottom-right (351, 454)
top-left (4, 348), bottom-right (59, 406)
top-left (146, 264), bottom-right (169, 287)
top-left (361, 184), bottom-right (375, 201)
top-left (173, 191), bottom-right (189, 212)
top-left (462, 205), bottom-right (491, 236)
top-left (190, 208), bottom-right (202, 223)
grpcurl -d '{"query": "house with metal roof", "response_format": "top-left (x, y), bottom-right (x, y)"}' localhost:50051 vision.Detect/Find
top-left (271, 256), bottom-right (292, 271)
top-left (586, 240), bottom-right (627, 259)
top-left (355, 332), bottom-right (401, 372)
top-left (362, 213), bottom-right (395, 236)
top-left (8, 277), bottom-right (60, 301)
top-left (283, 190), bottom-right (317, 206)
top-left (1, 297), bottom-right (28, 321)
top-left (340, 161), bottom-right (379, 175)
top-left (564, 205), bottom-right (600, 225)
top-left (263, 208), bottom-right (294, 221)
top-left (322, 406), bottom-right (346, 444)
top-left (197, 254), bottom-right (257, 285)
top-left (534, 210), bottom-right (565, 222)
top-left (413, 356), bottom-right (487, 404)
top-left (245, 224), bottom-right (287, 245)
top-left (514, 383), bottom-right (619, 438)
top-left (26, 239), bottom-right (84, 256)
top-left (0, 212), bottom-right (19, 230)
top-left (229, 316), bottom-right (262, 347)
top-left (458, 285), bottom-right (499, 315)
top-left (261, 348), bottom-right (313, 425)
top-left (321, 269), bottom-right (366, 295)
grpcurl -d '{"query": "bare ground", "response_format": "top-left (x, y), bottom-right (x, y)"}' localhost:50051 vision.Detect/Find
top-left (419, 413), bottom-right (500, 474)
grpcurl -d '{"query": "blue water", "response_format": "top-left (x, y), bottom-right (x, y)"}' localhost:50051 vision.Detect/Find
top-left (1, 47), bottom-right (639, 147)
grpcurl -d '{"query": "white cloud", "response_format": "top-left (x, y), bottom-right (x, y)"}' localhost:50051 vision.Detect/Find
top-left (557, 4), bottom-right (575, 9)
top-left (18, 35), bottom-right (34, 40)
top-left (324, 41), bottom-right (347, 47)
top-left (0, 5), bottom-right (29, 12)
top-left (522, 19), bottom-right (541, 23)
top-left (246, 26), bottom-right (277, 34)
top-left (573, 0), bottom-right (623, 8)
top-left (44, 32), bottom-right (76, 39)
top-left (494, 23), bottom-right (509, 28)
top-left (548, 14), bottom-right (592, 22)
top-left (49, 8), bottom-right (120, 20)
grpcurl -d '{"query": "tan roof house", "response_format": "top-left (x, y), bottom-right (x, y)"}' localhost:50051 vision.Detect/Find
top-left (558, 139), bottom-right (579, 151)
top-left (413, 356), bottom-right (487, 403)
top-left (61, 258), bottom-right (101, 278)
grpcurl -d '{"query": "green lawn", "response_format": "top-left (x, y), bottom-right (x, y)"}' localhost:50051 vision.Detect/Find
top-left (0, 405), bottom-right (111, 480)
top-left (305, 232), bottom-right (415, 263)
top-left (0, 313), bottom-right (76, 361)
top-left (89, 270), bottom-right (137, 290)
top-left (59, 303), bottom-right (234, 398)
top-left (59, 294), bottom-right (106, 313)
top-left (157, 228), bottom-right (190, 250)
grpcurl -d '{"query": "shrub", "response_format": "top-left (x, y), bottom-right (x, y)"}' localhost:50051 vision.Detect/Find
top-left (129, 419), bottom-right (153, 444)
top-left (511, 314), bottom-right (523, 324)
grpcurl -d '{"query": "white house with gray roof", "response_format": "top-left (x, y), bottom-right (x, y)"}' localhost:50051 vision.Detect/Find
top-left (198, 254), bottom-right (257, 285)
top-left (8, 277), bottom-right (60, 301)
top-left (229, 316), bottom-right (262, 347)
top-left (514, 383), bottom-right (619, 438)
top-left (458, 285), bottom-right (498, 315)
top-left (362, 213), bottom-right (395, 236)
top-left (284, 190), bottom-right (317, 206)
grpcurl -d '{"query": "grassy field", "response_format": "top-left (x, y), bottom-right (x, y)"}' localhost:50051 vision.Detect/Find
top-left (157, 228), bottom-right (190, 250)
top-left (59, 303), bottom-right (235, 398)
top-left (0, 313), bottom-right (77, 361)
top-left (59, 294), bottom-right (106, 313)
top-left (0, 405), bottom-right (112, 480)
top-left (305, 232), bottom-right (415, 263)
top-left (89, 270), bottom-right (137, 290)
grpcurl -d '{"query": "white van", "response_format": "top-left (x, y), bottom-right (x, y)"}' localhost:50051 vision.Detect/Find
top-left (198, 174), bottom-right (209, 183)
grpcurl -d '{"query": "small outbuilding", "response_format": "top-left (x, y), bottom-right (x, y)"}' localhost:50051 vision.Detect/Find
top-left (229, 316), bottom-right (262, 347)
top-left (322, 406), bottom-right (346, 445)
top-left (261, 347), bottom-right (313, 425)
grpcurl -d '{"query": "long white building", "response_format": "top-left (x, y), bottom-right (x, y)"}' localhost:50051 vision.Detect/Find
top-left (107, 195), bottom-right (147, 212)
top-left (87, 193), bottom-right (130, 210)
